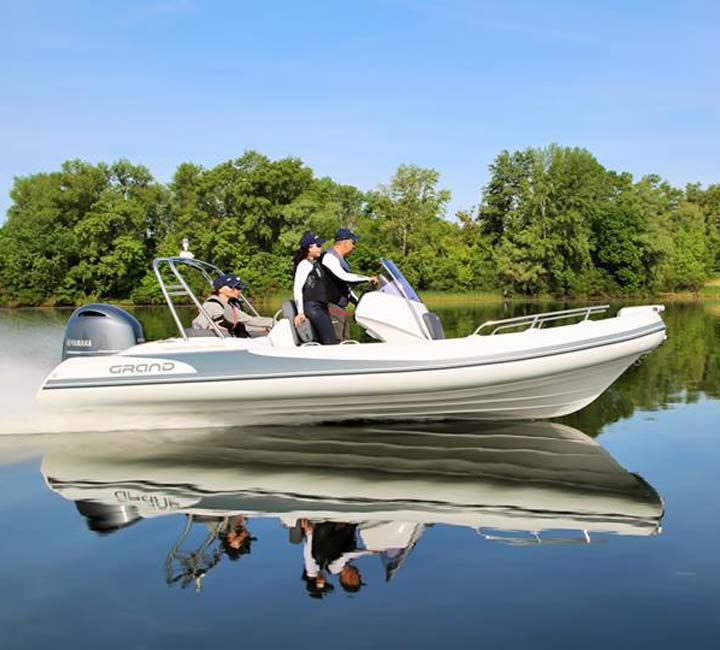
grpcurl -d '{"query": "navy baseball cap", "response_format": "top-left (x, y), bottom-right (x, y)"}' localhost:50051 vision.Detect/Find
top-left (299, 231), bottom-right (326, 248)
top-left (213, 273), bottom-right (248, 291)
top-left (334, 227), bottom-right (359, 242)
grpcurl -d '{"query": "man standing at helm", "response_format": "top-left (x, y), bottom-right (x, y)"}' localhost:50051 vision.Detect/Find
top-left (321, 228), bottom-right (378, 341)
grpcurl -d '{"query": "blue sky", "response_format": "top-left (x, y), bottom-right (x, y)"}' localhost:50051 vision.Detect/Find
top-left (1, 0), bottom-right (718, 222)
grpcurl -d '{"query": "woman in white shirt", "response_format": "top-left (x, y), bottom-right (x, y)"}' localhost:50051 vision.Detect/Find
top-left (292, 230), bottom-right (338, 343)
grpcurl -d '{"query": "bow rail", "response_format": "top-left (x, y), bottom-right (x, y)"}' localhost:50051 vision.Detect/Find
top-left (473, 305), bottom-right (610, 336)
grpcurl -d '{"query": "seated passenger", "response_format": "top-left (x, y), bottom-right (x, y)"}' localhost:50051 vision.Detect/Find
top-left (192, 273), bottom-right (273, 337)
top-left (218, 515), bottom-right (256, 561)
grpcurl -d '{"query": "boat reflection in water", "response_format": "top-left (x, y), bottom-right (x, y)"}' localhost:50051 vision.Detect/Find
top-left (41, 421), bottom-right (663, 594)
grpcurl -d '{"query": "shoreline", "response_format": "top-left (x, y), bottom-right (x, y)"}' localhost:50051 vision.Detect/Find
top-left (2, 289), bottom-right (719, 311)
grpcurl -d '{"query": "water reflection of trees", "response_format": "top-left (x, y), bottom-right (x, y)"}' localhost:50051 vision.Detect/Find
top-left (562, 302), bottom-right (720, 435)
top-left (420, 301), bottom-right (720, 436)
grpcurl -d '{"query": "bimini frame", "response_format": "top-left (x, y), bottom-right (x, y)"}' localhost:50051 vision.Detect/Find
top-left (152, 257), bottom-right (261, 341)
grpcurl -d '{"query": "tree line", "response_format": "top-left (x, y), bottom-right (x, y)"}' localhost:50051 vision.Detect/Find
top-left (0, 145), bottom-right (718, 306)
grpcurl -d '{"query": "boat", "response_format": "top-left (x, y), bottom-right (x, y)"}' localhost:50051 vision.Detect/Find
top-left (40, 422), bottom-right (663, 578)
top-left (41, 421), bottom-right (664, 538)
top-left (38, 421), bottom-right (662, 589)
top-left (36, 255), bottom-right (667, 425)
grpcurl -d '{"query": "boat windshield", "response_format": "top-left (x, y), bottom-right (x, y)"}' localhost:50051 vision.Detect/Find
top-left (379, 259), bottom-right (422, 303)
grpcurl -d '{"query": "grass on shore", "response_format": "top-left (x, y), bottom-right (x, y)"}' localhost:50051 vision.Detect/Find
top-left (250, 290), bottom-right (506, 310)
top-left (188, 276), bottom-right (720, 308)
top-left (700, 275), bottom-right (720, 299)
top-left (5, 277), bottom-right (720, 310)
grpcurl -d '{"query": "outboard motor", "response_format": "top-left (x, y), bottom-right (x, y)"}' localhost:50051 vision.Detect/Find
top-left (62, 303), bottom-right (144, 361)
top-left (74, 500), bottom-right (142, 535)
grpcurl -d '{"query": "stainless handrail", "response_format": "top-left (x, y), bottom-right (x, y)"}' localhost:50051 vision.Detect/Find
top-left (476, 529), bottom-right (598, 545)
top-left (473, 305), bottom-right (610, 336)
top-left (153, 257), bottom-right (261, 341)
top-left (153, 257), bottom-right (225, 340)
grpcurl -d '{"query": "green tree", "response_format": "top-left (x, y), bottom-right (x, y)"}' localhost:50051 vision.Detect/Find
top-left (2, 147), bottom-right (717, 306)
top-left (685, 183), bottom-right (720, 272)
top-left (0, 159), bottom-right (168, 305)
top-left (367, 165), bottom-right (451, 259)
top-left (479, 145), bottom-right (606, 294)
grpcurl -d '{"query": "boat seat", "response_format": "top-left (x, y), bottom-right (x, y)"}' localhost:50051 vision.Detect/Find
top-left (281, 300), bottom-right (318, 345)
top-left (423, 312), bottom-right (445, 340)
top-left (184, 326), bottom-right (265, 339)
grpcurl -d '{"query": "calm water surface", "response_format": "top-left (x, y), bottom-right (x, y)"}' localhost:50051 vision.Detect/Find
top-left (1, 301), bottom-right (719, 649)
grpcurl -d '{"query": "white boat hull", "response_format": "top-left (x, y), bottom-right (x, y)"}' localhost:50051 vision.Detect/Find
top-left (37, 305), bottom-right (666, 425)
top-left (40, 421), bottom-right (663, 538)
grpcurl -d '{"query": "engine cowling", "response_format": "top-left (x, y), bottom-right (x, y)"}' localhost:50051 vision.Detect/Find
top-left (62, 303), bottom-right (144, 360)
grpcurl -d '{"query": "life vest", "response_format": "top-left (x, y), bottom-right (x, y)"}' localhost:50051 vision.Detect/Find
top-left (318, 250), bottom-right (352, 307)
top-left (301, 260), bottom-right (330, 305)
top-left (199, 296), bottom-right (249, 338)
top-left (311, 522), bottom-right (358, 570)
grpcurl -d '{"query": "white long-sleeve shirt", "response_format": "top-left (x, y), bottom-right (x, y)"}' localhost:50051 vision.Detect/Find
top-left (293, 259), bottom-right (314, 315)
top-left (302, 529), bottom-right (373, 577)
top-left (321, 252), bottom-right (370, 284)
